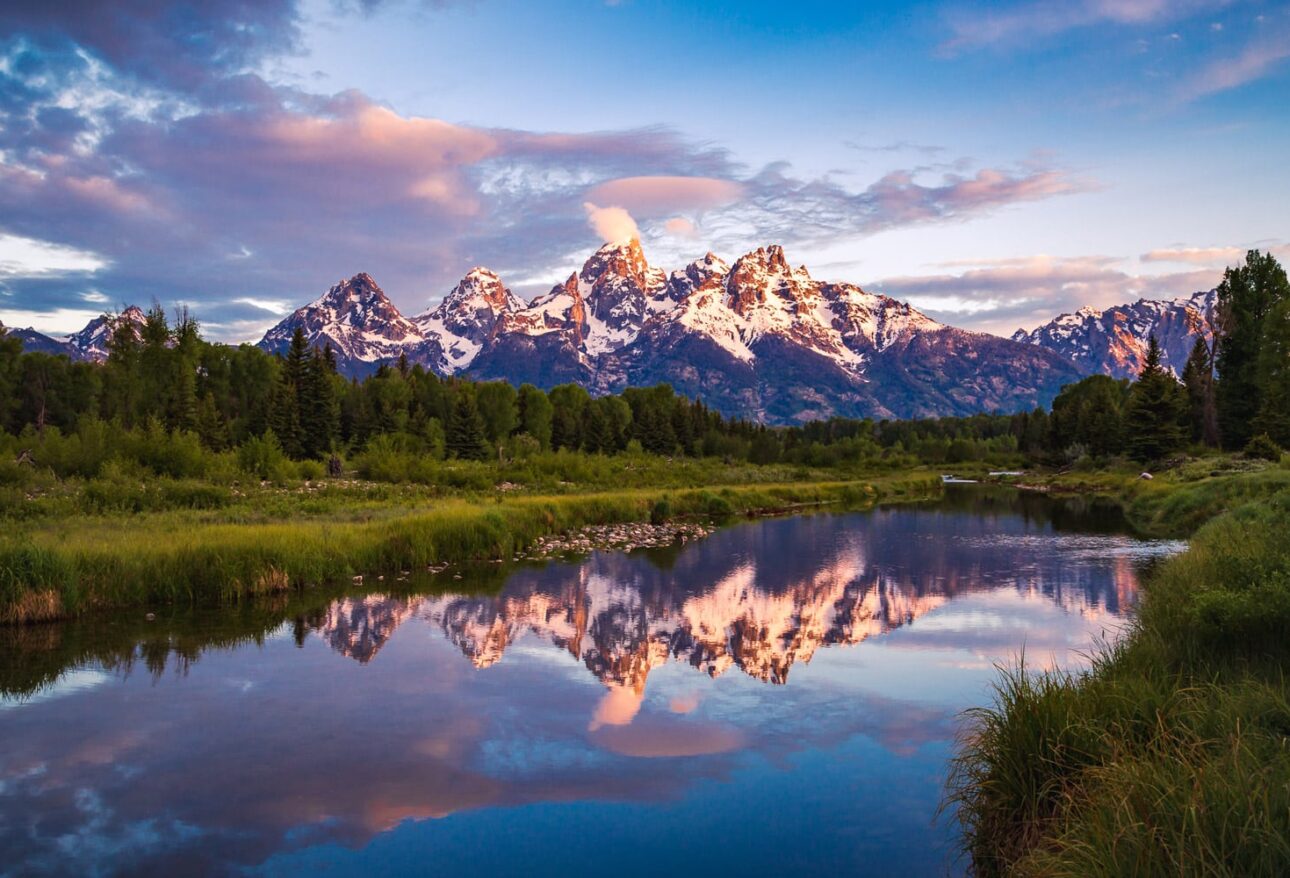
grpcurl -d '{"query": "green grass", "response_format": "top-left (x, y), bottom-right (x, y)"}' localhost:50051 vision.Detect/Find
top-left (1013, 454), bottom-right (1290, 537)
top-left (947, 489), bottom-right (1290, 877)
top-left (0, 474), bottom-right (939, 623)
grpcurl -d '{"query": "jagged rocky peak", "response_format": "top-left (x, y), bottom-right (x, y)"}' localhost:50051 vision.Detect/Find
top-left (668, 251), bottom-right (730, 300)
top-left (724, 244), bottom-right (814, 314)
top-left (580, 237), bottom-right (651, 286)
top-left (309, 273), bottom-right (418, 339)
top-left (444, 267), bottom-right (522, 313)
top-left (1013, 289), bottom-right (1217, 379)
top-left (67, 305), bottom-right (148, 361)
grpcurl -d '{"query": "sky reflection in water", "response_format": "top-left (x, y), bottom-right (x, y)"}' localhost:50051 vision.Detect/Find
top-left (0, 489), bottom-right (1183, 877)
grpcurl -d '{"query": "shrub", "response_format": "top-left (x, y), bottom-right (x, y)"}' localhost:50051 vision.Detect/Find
top-left (1244, 433), bottom-right (1282, 461)
top-left (649, 498), bottom-right (671, 525)
top-left (238, 431), bottom-right (289, 481)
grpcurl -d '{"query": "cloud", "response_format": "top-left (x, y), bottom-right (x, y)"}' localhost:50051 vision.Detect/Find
top-left (584, 175), bottom-right (744, 216)
top-left (0, 4), bottom-right (1091, 340)
top-left (871, 254), bottom-right (1222, 336)
top-left (582, 203), bottom-right (640, 244)
top-left (662, 217), bottom-right (698, 237)
top-left (0, 233), bottom-right (107, 277)
top-left (1141, 242), bottom-right (1290, 265)
top-left (1176, 28), bottom-right (1290, 101)
top-left (939, 0), bottom-right (1226, 52)
top-left (0, 0), bottom-right (301, 93)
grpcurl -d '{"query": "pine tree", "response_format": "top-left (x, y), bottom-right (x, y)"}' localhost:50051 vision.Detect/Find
top-left (446, 392), bottom-right (490, 460)
top-left (1124, 336), bottom-right (1186, 462)
top-left (1214, 250), bottom-right (1290, 448)
top-left (298, 349), bottom-right (337, 457)
top-left (195, 392), bottom-right (230, 450)
top-left (268, 376), bottom-right (303, 458)
top-left (1252, 298), bottom-right (1290, 446)
top-left (1180, 336), bottom-right (1219, 447)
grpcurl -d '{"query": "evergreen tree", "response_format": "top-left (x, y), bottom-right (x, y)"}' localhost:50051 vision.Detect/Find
top-left (446, 391), bottom-right (490, 460)
top-left (1180, 336), bottom-right (1219, 447)
top-left (1252, 297), bottom-right (1290, 446)
top-left (298, 349), bottom-right (338, 457)
top-left (268, 377), bottom-right (303, 458)
top-left (1124, 336), bottom-right (1186, 462)
top-left (195, 392), bottom-right (230, 450)
top-left (1214, 250), bottom-right (1290, 448)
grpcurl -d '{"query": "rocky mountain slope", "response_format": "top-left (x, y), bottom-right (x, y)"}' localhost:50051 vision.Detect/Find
top-left (257, 240), bottom-right (1083, 422)
top-left (1012, 290), bottom-right (1217, 379)
top-left (3, 306), bottom-right (146, 362)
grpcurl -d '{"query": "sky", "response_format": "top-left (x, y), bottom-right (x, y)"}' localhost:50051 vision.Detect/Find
top-left (0, 0), bottom-right (1287, 342)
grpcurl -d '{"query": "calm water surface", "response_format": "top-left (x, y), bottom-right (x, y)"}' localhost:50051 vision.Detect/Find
top-left (0, 487), bottom-right (1183, 877)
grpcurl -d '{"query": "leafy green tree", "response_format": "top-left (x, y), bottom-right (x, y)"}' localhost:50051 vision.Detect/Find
top-left (517, 384), bottom-right (553, 450)
top-left (475, 381), bottom-right (518, 445)
top-left (446, 390), bottom-right (490, 460)
top-left (549, 384), bottom-right (591, 450)
top-left (1214, 250), bottom-right (1290, 448)
top-left (1124, 336), bottom-right (1186, 462)
top-left (1048, 375), bottom-right (1128, 458)
top-left (1180, 336), bottom-right (1219, 447)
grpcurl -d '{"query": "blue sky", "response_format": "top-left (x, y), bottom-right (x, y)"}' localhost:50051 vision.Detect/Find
top-left (1, 0), bottom-right (1287, 340)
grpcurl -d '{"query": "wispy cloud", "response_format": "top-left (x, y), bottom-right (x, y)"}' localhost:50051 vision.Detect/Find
top-left (1175, 26), bottom-right (1290, 101)
top-left (939, 0), bottom-right (1229, 53)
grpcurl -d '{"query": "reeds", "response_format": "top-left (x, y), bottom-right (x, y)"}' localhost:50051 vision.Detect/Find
top-left (947, 490), bottom-right (1290, 876)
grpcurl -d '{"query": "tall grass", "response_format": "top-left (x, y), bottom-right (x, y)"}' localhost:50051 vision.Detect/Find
top-left (0, 475), bottom-right (938, 622)
top-left (947, 490), bottom-right (1290, 876)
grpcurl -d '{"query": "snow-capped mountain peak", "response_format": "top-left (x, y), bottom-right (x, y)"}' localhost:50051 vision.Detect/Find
top-left (1013, 289), bottom-right (1216, 378)
top-left (65, 305), bottom-right (148, 361)
top-left (261, 273), bottom-right (422, 368)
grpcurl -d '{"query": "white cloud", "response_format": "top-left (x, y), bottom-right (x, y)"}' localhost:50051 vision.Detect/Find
top-left (0, 233), bottom-right (108, 278)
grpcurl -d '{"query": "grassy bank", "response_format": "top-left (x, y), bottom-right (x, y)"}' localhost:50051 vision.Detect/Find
top-left (1008, 455), bottom-right (1290, 537)
top-left (0, 473), bottom-right (938, 623)
top-left (948, 489), bottom-right (1290, 876)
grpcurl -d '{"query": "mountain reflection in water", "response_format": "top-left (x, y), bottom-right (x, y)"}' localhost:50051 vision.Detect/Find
top-left (0, 489), bottom-right (1183, 877)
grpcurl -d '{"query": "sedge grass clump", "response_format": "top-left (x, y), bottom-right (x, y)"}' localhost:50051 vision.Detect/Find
top-left (950, 490), bottom-right (1290, 876)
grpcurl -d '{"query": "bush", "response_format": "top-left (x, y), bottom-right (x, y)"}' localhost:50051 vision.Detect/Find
top-left (649, 498), bottom-right (671, 525)
top-left (1244, 433), bottom-right (1282, 461)
top-left (238, 431), bottom-right (290, 481)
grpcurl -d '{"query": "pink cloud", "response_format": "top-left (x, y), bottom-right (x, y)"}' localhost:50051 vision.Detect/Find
top-left (584, 175), bottom-right (744, 216)
top-left (1177, 31), bottom-right (1290, 101)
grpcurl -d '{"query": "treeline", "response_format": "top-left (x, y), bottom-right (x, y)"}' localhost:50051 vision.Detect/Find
top-left (1037, 249), bottom-right (1289, 463)
top-left (1, 249), bottom-right (1285, 481)
top-left (0, 304), bottom-right (1029, 474)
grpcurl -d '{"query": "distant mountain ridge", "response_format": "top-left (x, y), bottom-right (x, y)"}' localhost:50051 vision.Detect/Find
top-left (252, 240), bottom-right (1084, 423)
top-left (1011, 290), bottom-right (1217, 379)
top-left (3, 306), bottom-right (146, 363)
top-left (5, 245), bottom-right (1222, 424)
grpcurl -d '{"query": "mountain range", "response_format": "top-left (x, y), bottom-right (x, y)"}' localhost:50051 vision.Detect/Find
top-left (4, 241), bottom-right (1220, 423)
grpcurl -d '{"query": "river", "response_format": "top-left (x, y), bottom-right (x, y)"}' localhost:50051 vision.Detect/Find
top-left (0, 486), bottom-right (1184, 876)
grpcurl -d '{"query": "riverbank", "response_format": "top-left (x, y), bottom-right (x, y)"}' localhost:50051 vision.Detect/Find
top-left (0, 473), bottom-right (939, 624)
top-left (998, 455), bottom-right (1290, 537)
top-left (948, 486), bottom-right (1290, 875)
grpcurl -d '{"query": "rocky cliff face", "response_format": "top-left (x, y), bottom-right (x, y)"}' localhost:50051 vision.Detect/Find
top-left (1012, 290), bottom-right (1217, 378)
